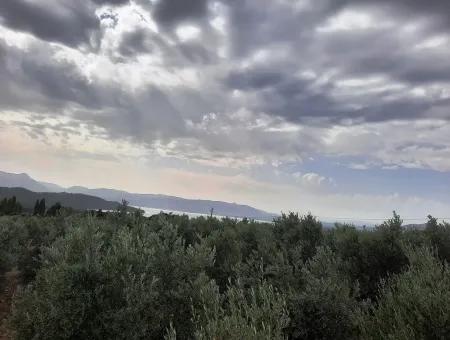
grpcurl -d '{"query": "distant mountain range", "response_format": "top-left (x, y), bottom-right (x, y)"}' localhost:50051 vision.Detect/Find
top-left (0, 187), bottom-right (121, 212)
top-left (0, 171), bottom-right (276, 220)
top-left (0, 171), bottom-right (63, 192)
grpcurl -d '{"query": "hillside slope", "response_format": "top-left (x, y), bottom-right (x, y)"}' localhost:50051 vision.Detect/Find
top-left (0, 187), bottom-right (120, 211)
top-left (67, 186), bottom-right (275, 219)
top-left (0, 170), bottom-right (275, 219)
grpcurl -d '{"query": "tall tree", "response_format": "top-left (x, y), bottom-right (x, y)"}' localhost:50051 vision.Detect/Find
top-left (33, 199), bottom-right (40, 216)
top-left (47, 202), bottom-right (62, 217)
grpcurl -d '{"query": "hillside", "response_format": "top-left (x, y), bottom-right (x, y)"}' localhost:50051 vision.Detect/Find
top-left (67, 186), bottom-right (275, 220)
top-left (0, 187), bottom-right (121, 212)
top-left (0, 171), bottom-right (49, 192)
top-left (0, 171), bottom-right (275, 219)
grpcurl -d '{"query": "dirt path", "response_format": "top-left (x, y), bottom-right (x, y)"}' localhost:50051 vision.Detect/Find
top-left (0, 271), bottom-right (19, 340)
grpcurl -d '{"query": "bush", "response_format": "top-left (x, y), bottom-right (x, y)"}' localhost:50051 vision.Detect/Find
top-left (287, 247), bottom-right (359, 340)
top-left (274, 213), bottom-right (323, 262)
top-left (11, 217), bottom-right (215, 340)
top-left (194, 279), bottom-right (289, 340)
top-left (358, 247), bottom-right (450, 339)
top-left (1, 211), bottom-right (449, 339)
top-left (424, 215), bottom-right (450, 262)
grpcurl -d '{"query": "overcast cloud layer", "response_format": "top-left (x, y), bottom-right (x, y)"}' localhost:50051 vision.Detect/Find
top-left (1, 0), bottom-right (450, 221)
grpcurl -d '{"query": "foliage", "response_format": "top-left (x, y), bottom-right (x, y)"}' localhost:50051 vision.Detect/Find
top-left (33, 198), bottom-right (46, 216)
top-left (424, 215), bottom-right (450, 262)
top-left (274, 212), bottom-right (323, 262)
top-left (0, 196), bottom-right (22, 215)
top-left (11, 217), bottom-right (215, 339)
top-left (325, 212), bottom-right (409, 300)
top-left (358, 246), bottom-right (450, 339)
top-left (46, 202), bottom-right (62, 216)
top-left (194, 279), bottom-right (289, 340)
top-left (286, 247), bottom-right (359, 340)
top-left (0, 217), bottom-right (23, 276)
top-left (0, 210), bottom-right (448, 339)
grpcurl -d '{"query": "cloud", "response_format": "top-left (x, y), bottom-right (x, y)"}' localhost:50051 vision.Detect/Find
top-left (342, 0), bottom-right (450, 31)
top-left (225, 67), bottom-right (284, 90)
top-left (92, 0), bottom-right (129, 5)
top-left (220, 1), bottom-right (450, 126)
top-left (115, 26), bottom-right (215, 65)
top-left (0, 0), bottom-right (131, 48)
top-left (118, 29), bottom-right (153, 57)
top-left (1, 0), bottom-right (450, 177)
top-left (0, 39), bottom-right (103, 112)
top-left (151, 0), bottom-right (209, 27)
top-left (0, 37), bottom-right (188, 148)
top-left (293, 172), bottom-right (335, 191)
top-left (0, 0), bottom-right (100, 47)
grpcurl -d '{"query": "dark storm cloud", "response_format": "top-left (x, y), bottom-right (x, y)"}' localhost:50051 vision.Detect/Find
top-left (0, 40), bottom-right (99, 111)
top-left (226, 68), bottom-right (284, 90)
top-left (257, 78), bottom-right (348, 124)
top-left (0, 0), bottom-right (99, 47)
top-left (316, 28), bottom-right (450, 85)
top-left (91, 0), bottom-right (129, 5)
top-left (216, 0), bottom-right (450, 125)
top-left (222, 0), bottom-right (450, 61)
top-left (152, 0), bottom-right (209, 26)
top-left (0, 38), bottom-right (187, 146)
top-left (0, 0), bottom-right (129, 48)
top-left (1, 0), bottom-right (450, 164)
top-left (20, 59), bottom-right (100, 109)
top-left (224, 53), bottom-right (449, 124)
top-left (224, 66), bottom-right (344, 122)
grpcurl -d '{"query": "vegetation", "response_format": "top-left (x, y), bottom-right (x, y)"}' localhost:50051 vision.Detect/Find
top-left (0, 196), bottom-right (22, 216)
top-left (0, 187), bottom-right (123, 212)
top-left (0, 205), bottom-right (449, 339)
top-left (32, 199), bottom-right (46, 216)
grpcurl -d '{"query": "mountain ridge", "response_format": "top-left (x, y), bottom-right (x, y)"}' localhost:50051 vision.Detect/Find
top-left (0, 171), bottom-right (276, 220)
top-left (0, 187), bottom-right (121, 212)
top-left (67, 186), bottom-right (275, 219)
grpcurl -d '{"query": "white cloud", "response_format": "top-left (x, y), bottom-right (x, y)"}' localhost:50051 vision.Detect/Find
top-left (317, 8), bottom-right (392, 33)
top-left (175, 25), bottom-right (201, 42)
top-left (2, 0), bottom-right (450, 218)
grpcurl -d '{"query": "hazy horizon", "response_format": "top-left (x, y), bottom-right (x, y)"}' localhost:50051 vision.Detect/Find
top-left (2, 0), bottom-right (450, 221)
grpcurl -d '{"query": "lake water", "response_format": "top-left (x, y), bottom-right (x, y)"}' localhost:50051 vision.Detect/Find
top-left (137, 206), bottom-right (271, 222)
top-left (138, 206), bottom-right (228, 219)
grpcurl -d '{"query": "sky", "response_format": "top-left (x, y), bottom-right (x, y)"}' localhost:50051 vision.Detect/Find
top-left (1, 0), bottom-right (450, 222)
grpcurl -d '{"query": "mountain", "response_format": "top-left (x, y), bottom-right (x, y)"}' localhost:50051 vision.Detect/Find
top-left (66, 186), bottom-right (275, 220)
top-left (38, 181), bottom-right (65, 192)
top-left (0, 187), bottom-right (121, 211)
top-left (0, 171), bottom-right (49, 192)
top-left (0, 171), bottom-right (64, 192)
top-left (0, 170), bottom-right (276, 220)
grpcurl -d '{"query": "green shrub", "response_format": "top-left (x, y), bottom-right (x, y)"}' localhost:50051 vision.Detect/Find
top-left (358, 247), bottom-right (450, 339)
top-left (194, 279), bottom-right (289, 340)
top-left (425, 215), bottom-right (450, 262)
top-left (11, 217), bottom-right (215, 339)
top-left (2, 211), bottom-right (449, 339)
top-left (287, 247), bottom-right (359, 340)
top-left (274, 212), bottom-right (323, 262)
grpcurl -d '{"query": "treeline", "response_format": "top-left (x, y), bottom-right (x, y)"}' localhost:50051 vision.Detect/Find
top-left (0, 211), bottom-right (449, 339)
top-left (32, 198), bottom-right (63, 216)
top-left (0, 195), bottom-right (66, 217)
top-left (0, 196), bottom-right (22, 215)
